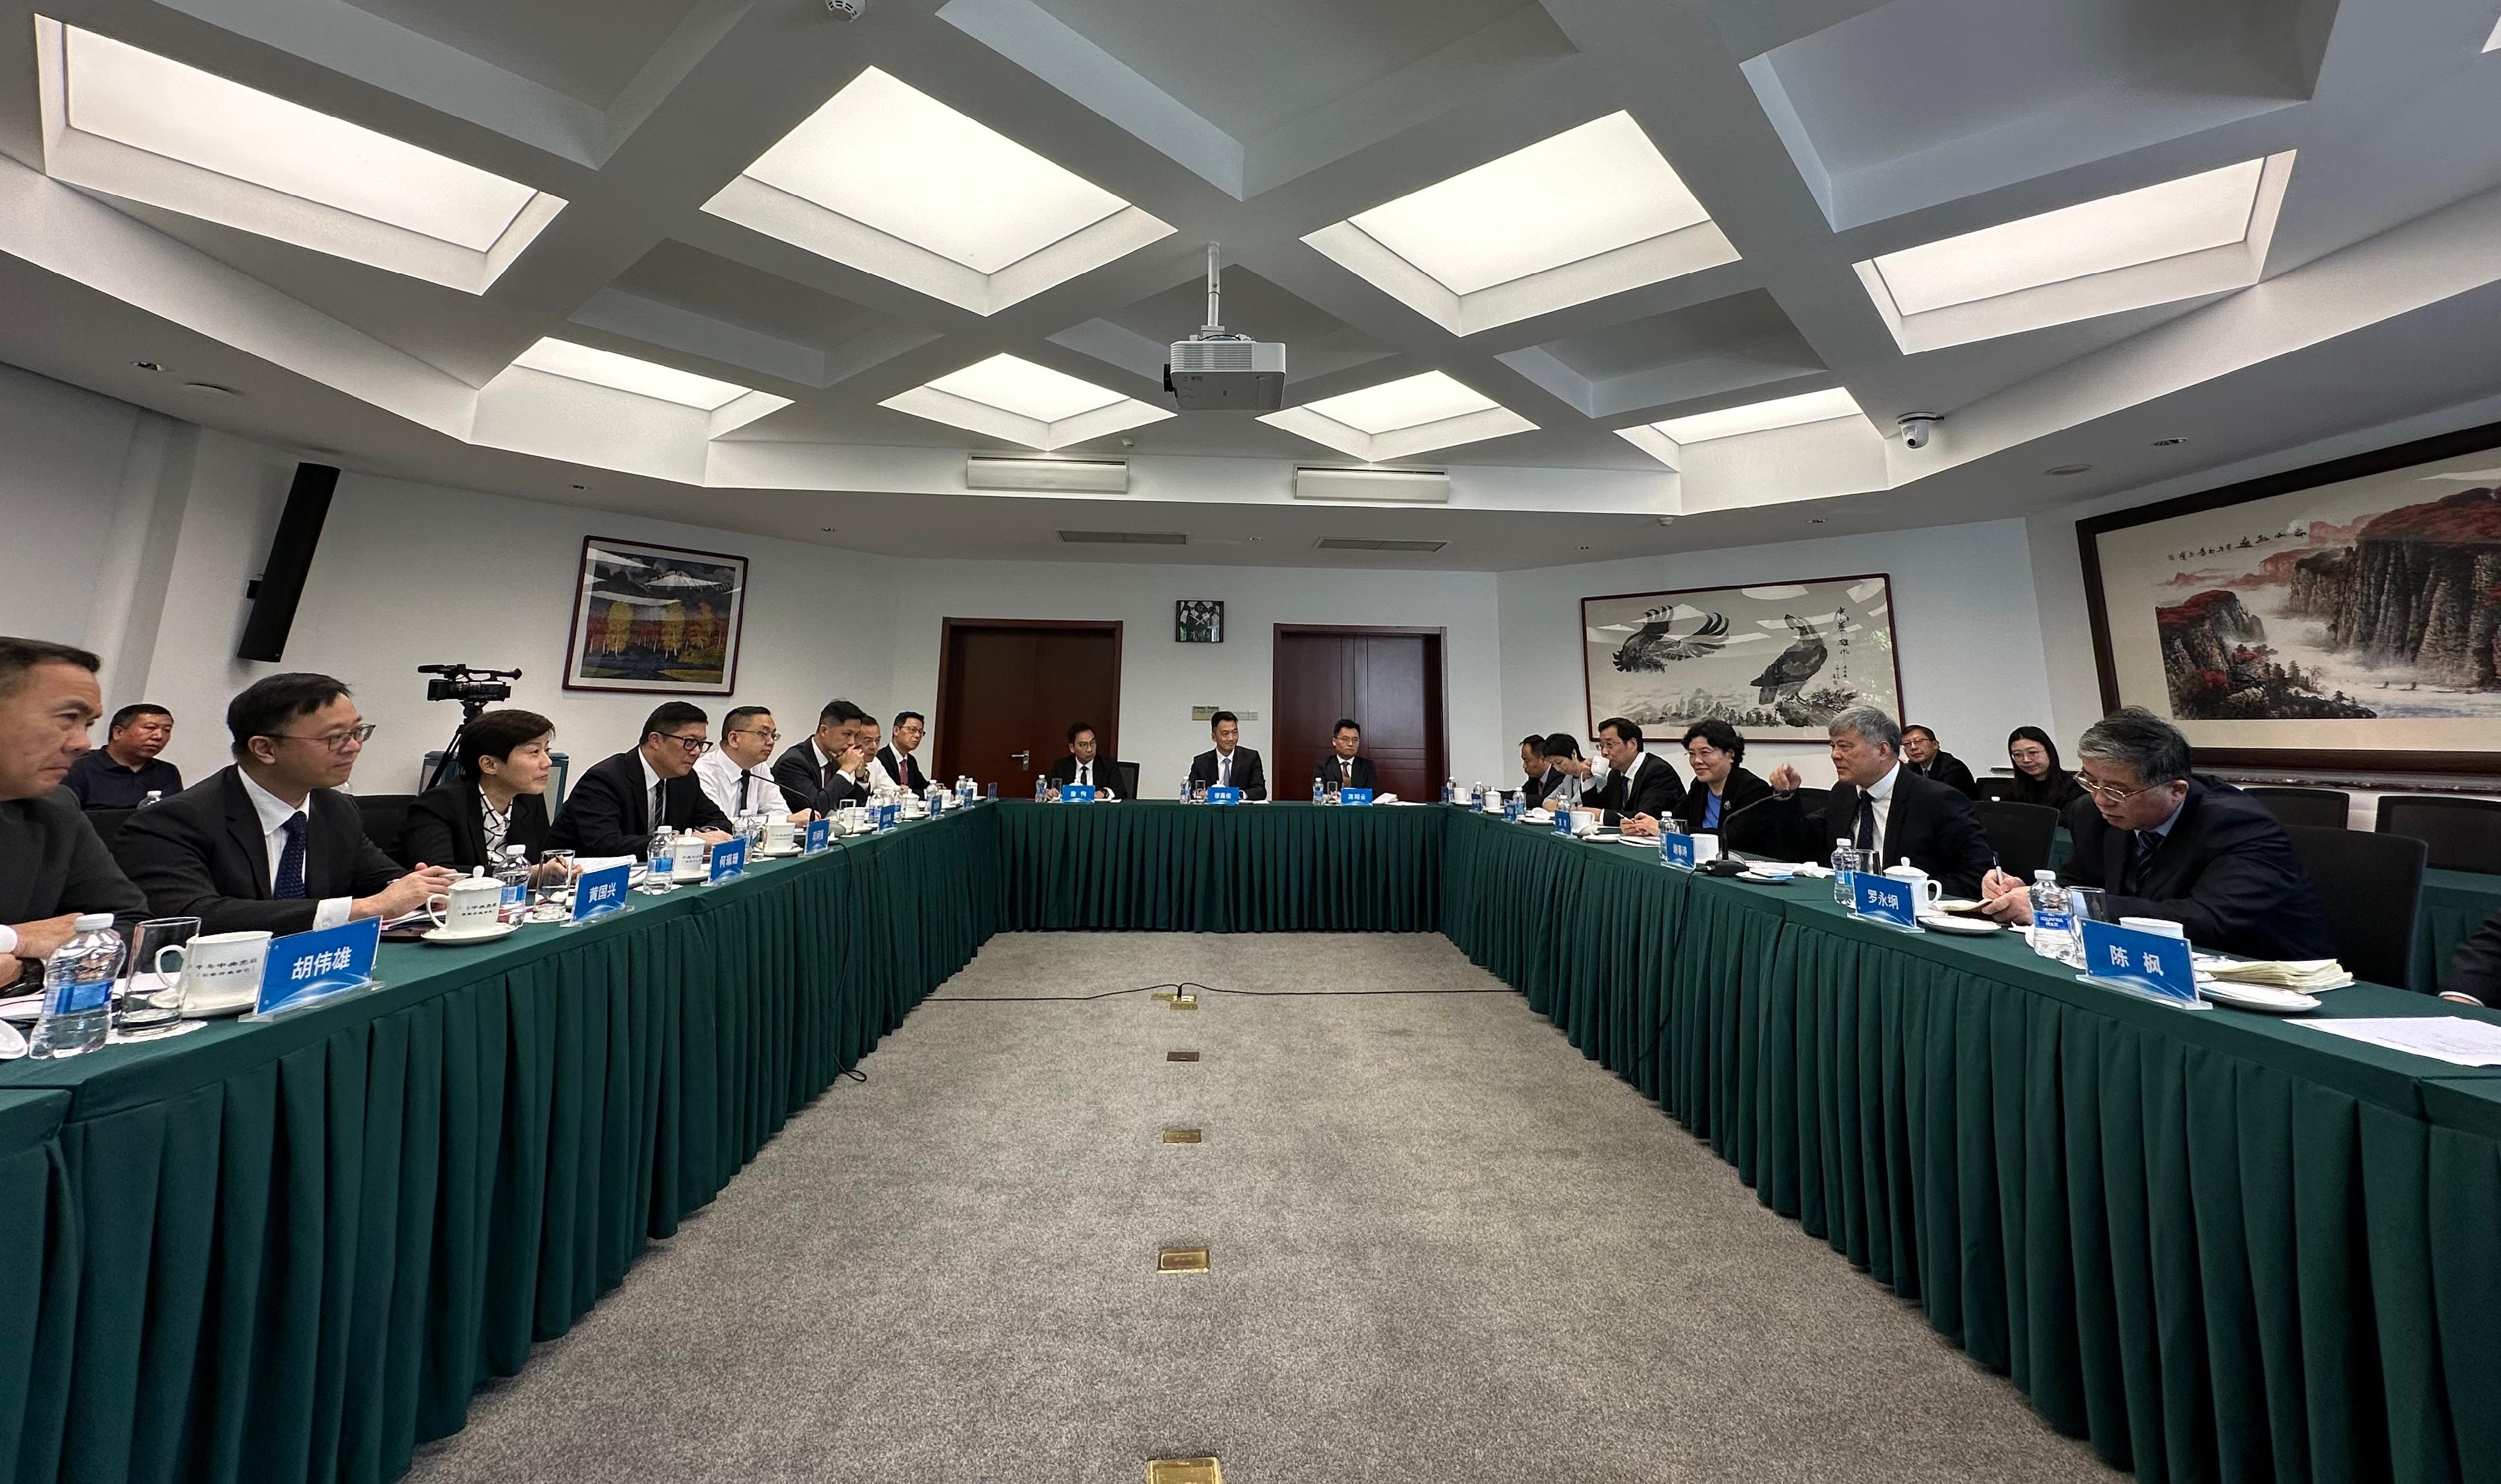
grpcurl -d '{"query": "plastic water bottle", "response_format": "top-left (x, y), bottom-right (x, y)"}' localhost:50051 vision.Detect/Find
top-left (1035, 773), bottom-right (1049, 802)
top-left (495, 846), bottom-right (532, 923)
top-left (2030, 870), bottom-right (2076, 962)
top-left (1179, 775), bottom-right (1192, 803)
top-left (647, 825), bottom-right (677, 890)
top-left (1444, 778), bottom-right (1455, 805)
top-left (1831, 838), bottom-right (1856, 908)
top-left (1312, 776), bottom-right (1324, 805)
top-left (141, 789), bottom-right (163, 806)
top-left (28, 913), bottom-right (124, 1058)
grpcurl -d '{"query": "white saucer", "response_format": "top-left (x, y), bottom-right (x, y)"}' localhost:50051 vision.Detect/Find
top-left (2198, 981), bottom-right (2321, 1014)
top-left (1918, 913), bottom-right (2005, 936)
top-left (422, 921), bottom-right (519, 945)
top-left (758, 845), bottom-right (803, 858)
top-left (180, 996), bottom-right (254, 1019)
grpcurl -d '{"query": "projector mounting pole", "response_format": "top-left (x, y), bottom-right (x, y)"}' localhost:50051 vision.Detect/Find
top-left (1203, 242), bottom-right (1224, 336)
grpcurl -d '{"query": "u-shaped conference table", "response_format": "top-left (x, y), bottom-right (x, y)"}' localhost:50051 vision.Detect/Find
top-left (4, 800), bottom-right (2500, 1484)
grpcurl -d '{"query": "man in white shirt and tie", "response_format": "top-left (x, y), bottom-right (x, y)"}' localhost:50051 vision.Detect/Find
top-left (1314, 718), bottom-right (1377, 795)
top-left (1044, 722), bottom-right (1120, 798)
top-left (698, 706), bottom-right (809, 825)
top-left (1186, 710), bottom-right (1267, 800)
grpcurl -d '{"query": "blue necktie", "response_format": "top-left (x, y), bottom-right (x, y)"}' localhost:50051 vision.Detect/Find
top-left (2127, 830), bottom-right (2160, 891)
top-left (274, 812), bottom-right (308, 900)
top-left (1854, 793), bottom-right (1876, 851)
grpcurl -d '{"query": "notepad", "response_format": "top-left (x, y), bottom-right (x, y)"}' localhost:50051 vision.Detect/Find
top-left (2300, 1017), bottom-right (2501, 1066)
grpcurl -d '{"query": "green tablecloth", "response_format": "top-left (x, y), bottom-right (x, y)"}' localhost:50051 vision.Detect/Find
top-left (8, 800), bottom-right (2499, 1484)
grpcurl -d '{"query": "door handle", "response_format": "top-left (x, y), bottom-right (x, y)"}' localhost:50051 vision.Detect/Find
top-left (1010, 750), bottom-right (1031, 770)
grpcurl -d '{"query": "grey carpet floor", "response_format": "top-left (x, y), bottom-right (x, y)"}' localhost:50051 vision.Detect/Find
top-left (404, 933), bottom-right (2115, 1483)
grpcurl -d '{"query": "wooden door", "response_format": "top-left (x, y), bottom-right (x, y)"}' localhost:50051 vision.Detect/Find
top-left (935, 620), bottom-right (1123, 791)
top-left (1272, 626), bottom-right (1446, 800)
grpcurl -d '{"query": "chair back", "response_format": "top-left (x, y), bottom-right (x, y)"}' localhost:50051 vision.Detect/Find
top-left (1793, 787), bottom-right (1830, 820)
top-left (1976, 776), bottom-right (2020, 802)
top-left (2243, 786), bottom-right (2350, 830)
top-left (1112, 760), bottom-right (1140, 801)
top-left (2375, 795), bottom-right (2501, 873)
top-left (2285, 823), bottom-right (2425, 988)
top-left (83, 806), bottom-right (138, 852)
top-left (1973, 800), bottom-right (2060, 881)
top-left (353, 793), bottom-right (416, 864)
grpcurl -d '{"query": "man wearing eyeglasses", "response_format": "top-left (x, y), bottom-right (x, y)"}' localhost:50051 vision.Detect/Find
top-left (548, 701), bottom-right (735, 860)
top-left (1976, 707), bottom-right (2332, 960)
top-left (119, 672), bottom-right (460, 934)
top-left (697, 706), bottom-right (810, 826)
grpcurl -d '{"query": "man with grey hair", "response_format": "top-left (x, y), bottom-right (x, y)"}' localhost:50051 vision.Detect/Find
top-left (1978, 707), bottom-right (2333, 960)
top-left (1762, 705), bottom-right (1993, 896)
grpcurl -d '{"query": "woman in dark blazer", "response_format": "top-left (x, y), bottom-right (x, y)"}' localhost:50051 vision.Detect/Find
top-left (2005, 726), bottom-right (2085, 812)
top-left (1673, 719), bottom-right (1778, 851)
top-left (401, 708), bottom-right (558, 873)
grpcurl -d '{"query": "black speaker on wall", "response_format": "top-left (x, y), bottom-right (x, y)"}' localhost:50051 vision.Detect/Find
top-left (236, 463), bottom-right (340, 663)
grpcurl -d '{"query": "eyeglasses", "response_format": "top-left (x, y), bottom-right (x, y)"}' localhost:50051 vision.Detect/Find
top-left (730, 727), bottom-right (780, 743)
top-left (264, 724), bottom-right (376, 751)
top-left (660, 732), bottom-right (713, 756)
top-left (2076, 775), bottom-right (2165, 805)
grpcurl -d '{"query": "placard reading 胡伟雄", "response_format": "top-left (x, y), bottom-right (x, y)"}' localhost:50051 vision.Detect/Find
top-left (254, 918), bottom-right (381, 1019)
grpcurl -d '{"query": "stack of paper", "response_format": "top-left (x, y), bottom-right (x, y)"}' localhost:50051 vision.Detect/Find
top-left (2195, 956), bottom-right (2353, 992)
top-left (2302, 1017), bottom-right (2501, 1066)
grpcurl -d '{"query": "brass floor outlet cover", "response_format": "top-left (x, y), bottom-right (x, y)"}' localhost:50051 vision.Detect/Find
top-left (1157, 1246), bottom-right (1210, 1273)
top-left (1162, 1128), bottom-right (1202, 1144)
top-left (1145, 1458), bottom-right (1222, 1484)
top-left (1151, 990), bottom-right (1177, 1001)
top-left (1170, 997), bottom-right (1198, 1011)
top-left (1167, 1051), bottom-right (1199, 1062)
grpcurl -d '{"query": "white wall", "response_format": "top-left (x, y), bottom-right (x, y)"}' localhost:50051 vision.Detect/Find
top-left (1496, 519), bottom-right (2058, 789)
top-left (0, 361), bottom-right (141, 644)
top-left (885, 562), bottom-right (1505, 794)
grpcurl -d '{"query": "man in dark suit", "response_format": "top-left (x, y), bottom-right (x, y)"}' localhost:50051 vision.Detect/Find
top-left (1314, 719), bottom-right (1378, 795)
top-left (1902, 724), bottom-right (1981, 799)
top-left (1044, 721), bottom-right (1122, 797)
top-left (773, 698), bottom-right (873, 816)
top-left (1979, 708), bottom-right (2333, 959)
top-left (0, 637), bottom-right (151, 988)
top-left (1576, 717), bottom-right (1685, 835)
top-left (880, 711), bottom-right (933, 796)
top-left (1187, 711), bottom-right (1266, 800)
top-left (401, 708), bottom-right (556, 873)
top-left (1763, 706), bottom-right (1993, 897)
top-left (2443, 905), bottom-right (2501, 1005)
top-left (547, 701), bottom-right (735, 860)
top-left (119, 672), bottom-right (456, 935)
top-left (1517, 735), bottom-right (1551, 808)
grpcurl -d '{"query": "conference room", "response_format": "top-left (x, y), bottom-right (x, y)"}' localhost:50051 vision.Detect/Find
top-left (6, 1), bottom-right (2501, 1480)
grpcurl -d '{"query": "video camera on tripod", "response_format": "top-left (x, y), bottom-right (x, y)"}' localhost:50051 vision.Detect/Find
top-left (418, 663), bottom-right (522, 791)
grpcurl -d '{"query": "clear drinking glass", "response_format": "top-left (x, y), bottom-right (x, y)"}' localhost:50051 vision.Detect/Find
top-left (120, 916), bottom-right (200, 1030)
top-left (535, 850), bottom-right (576, 917)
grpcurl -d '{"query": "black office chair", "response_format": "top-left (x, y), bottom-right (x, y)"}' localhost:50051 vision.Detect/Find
top-left (1793, 787), bottom-right (1830, 818)
top-left (2375, 795), bottom-right (2501, 873)
top-left (2285, 823), bottom-right (2425, 988)
top-left (2243, 786), bottom-right (2350, 831)
top-left (84, 806), bottom-right (136, 851)
top-left (1976, 776), bottom-right (2020, 803)
top-left (1973, 800), bottom-right (2060, 881)
top-left (1112, 760), bottom-right (1140, 801)
top-left (353, 794), bottom-right (416, 862)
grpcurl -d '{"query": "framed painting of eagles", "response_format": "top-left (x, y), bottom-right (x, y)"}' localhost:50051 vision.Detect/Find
top-left (1579, 574), bottom-right (1903, 741)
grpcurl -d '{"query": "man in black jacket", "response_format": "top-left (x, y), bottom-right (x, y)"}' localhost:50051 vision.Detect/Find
top-left (1044, 721), bottom-right (1122, 796)
top-left (774, 698), bottom-right (873, 816)
top-left (547, 701), bottom-right (735, 860)
top-left (1186, 711), bottom-right (1266, 800)
top-left (1902, 725), bottom-right (1981, 799)
top-left (1978, 708), bottom-right (2334, 959)
top-left (119, 673), bottom-right (456, 935)
top-left (1314, 719), bottom-right (1377, 795)
top-left (880, 711), bottom-right (933, 796)
top-left (1578, 717), bottom-right (1685, 835)
top-left (0, 637), bottom-right (150, 988)
top-left (1764, 706), bottom-right (1993, 896)
top-left (2444, 905), bottom-right (2501, 1005)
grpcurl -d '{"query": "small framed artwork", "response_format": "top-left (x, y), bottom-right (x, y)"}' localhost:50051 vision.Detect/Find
top-left (1176, 599), bottom-right (1224, 643)
top-left (563, 536), bottom-right (747, 694)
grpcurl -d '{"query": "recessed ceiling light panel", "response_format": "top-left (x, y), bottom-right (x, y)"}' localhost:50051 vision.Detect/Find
top-left (1853, 153), bottom-right (2296, 352)
top-left (1615, 388), bottom-right (1869, 469)
top-left (510, 339), bottom-right (754, 411)
top-left (704, 68), bottom-right (1172, 314)
top-left (1303, 113), bottom-right (1739, 336)
top-left (883, 354), bottom-right (1172, 451)
top-left (34, 19), bottom-right (566, 293)
top-left (1259, 371), bottom-right (1536, 461)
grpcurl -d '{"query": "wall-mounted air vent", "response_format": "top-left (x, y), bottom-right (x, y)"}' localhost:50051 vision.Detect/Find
top-left (1316, 538), bottom-right (1447, 552)
top-left (1058, 529), bottom-right (1187, 544)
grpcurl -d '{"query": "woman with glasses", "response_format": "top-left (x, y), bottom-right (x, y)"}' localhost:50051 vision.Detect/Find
top-left (544, 701), bottom-right (735, 860)
top-left (402, 708), bottom-right (561, 873)
top-left (2004, 726), bottom-right (2083, 812)
top-left (1670, 719), bottom-right (1776, 851)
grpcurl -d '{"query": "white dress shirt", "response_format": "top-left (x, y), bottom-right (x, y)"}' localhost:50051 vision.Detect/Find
top-left (1861, 761), bottom-right (1902, 859)
top-left (1213, 750), bottom-right (1235, 788)
top-left (239, 770), bottom-right (352, 930)
top-left (696, 748), bottom-right (788, 824)
top-left (868, 759), bottom-right (905, 796)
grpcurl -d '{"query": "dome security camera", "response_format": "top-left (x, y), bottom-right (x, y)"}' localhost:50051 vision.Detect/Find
top-left (825, 0), bottom-right (862, 16)
top-left (1896, 413), bottom-right (1939, 450)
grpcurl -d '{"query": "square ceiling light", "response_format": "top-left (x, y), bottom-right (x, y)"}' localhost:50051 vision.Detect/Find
top-left (1301, 113), bottom-right (1739, 336)
top-left (703, 67), bottom-right (1172, 316)
top-left (883, 353), bottom-right (1173, 449)
top-left (1616, 388), bottom-right (1866, 469)
top-left (32, 18), bottom-right (565, 294)
top-left (1259, 371), bottom-right (1536, 461)
top-left (1853, 153), bottom-right (2296, 353)
top-left (502, 339), bottom-right (790, 436)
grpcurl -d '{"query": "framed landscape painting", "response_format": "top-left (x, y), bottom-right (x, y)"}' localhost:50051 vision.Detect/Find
top-left (1581, 574), bottom-right (1902, 740)
top-left (2080, 421), bottom-right (2501, 773)
top-left (562, 536), bottom-right (747, 694)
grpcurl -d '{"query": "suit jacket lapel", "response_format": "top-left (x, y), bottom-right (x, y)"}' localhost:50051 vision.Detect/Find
top-left (625, 757), bottom-right (649, 835)
top-left (463, 781), bottom-right (489, 863)
top-left (222, 770), bottom-right (273, 896)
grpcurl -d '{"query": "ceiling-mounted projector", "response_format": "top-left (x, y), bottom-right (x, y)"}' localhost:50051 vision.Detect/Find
top-left (1165, 243), bottom-right (1284, 411)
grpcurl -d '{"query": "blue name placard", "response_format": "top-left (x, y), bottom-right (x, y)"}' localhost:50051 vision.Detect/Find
top-left (2078, 920), bottom-right (2198, 1005)
top-left (1061, 784), bottom-right (1098, 804)
top-left (1660, 832), bottom-right (1697, 869)
top-left (1502, 795), bottom-right (1521, 822)
top-left (1340, 788), bottom-right (1374, 807)
top-left (573, 863), bottom-right (631, 923)
top-left (1853, 873), bottom-right (1920, 930)
top-left (805, 817), bottom-right (832, 854)
top-left (1552, 806), bottom-right (1574, 835)
top-left (928, 790), bottom-right (945, 816)
top-left (708, 836), bottom-right (747, 884)
top-left (1207, 786), bottom-right (1243, 805)
top-left (257, 917), bottom-right (381, 1017)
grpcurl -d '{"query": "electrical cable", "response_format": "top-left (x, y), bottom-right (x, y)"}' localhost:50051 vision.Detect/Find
top-left (928, 980), bottom-right (1515, 1004)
